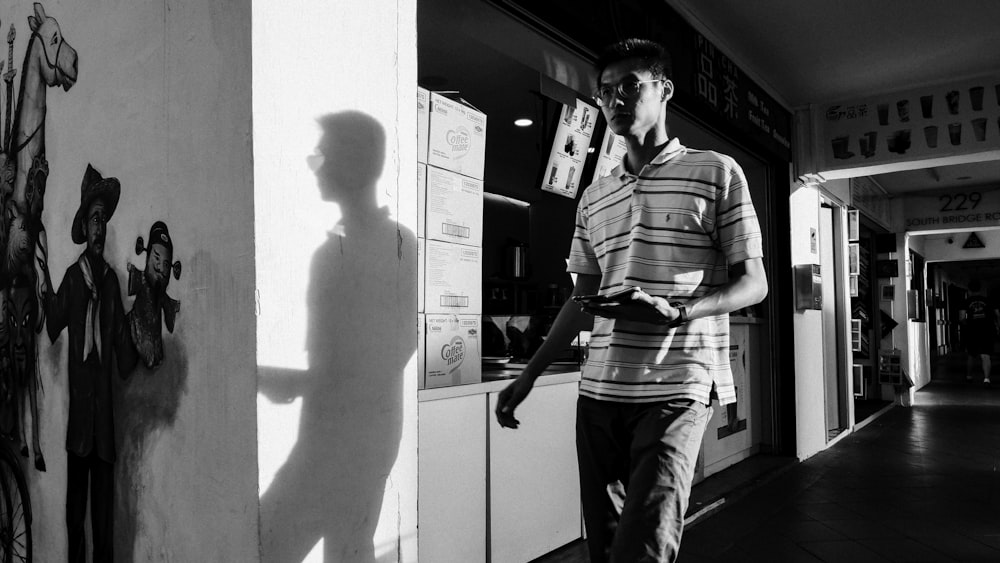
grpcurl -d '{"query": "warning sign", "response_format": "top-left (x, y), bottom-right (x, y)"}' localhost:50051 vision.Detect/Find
top-left (964, 233), bottom-right (986, 249)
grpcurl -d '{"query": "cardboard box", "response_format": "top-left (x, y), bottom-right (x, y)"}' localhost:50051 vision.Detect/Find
top-left (400, 163), bottom-right (425, 240)
top-left (425, 166), bottom-right (483, 247)
top-left (417, 87), bottom-right (430, 164)
top-left (424, 314), bottom-right (482, 388)
top-left (418, 238), bottom-right (425, 313)
top-left (424, 239), bottom-right (481, 314)
top-left (418, 163), bottom-right (426, 238)
top-left (428, 93), bottom-right (487, 180)
top-left (417, 313), bottom-right (425, 389)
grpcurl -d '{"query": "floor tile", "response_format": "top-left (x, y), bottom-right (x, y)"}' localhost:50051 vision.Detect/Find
top-left (535, 363), bottom-right (1000, 563)
top-left (799, 540), bottom-right (892, 562)
top-left (858, 538), bottom-right (953, 562)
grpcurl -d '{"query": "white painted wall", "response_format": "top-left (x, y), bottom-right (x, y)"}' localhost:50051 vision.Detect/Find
top-left (905, 236), bottom-right (932, 393)
top-left (19, 0), bottom-right (258, 560)
top-left (253, 0), bottom-right (419, 561)
top-left (790, 185), bottom-right (827, 460)
top-left (921, 228), bottom-right (1000, 262)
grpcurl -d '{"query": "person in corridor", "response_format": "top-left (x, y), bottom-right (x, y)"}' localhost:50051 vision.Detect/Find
top-left (960, 279), bottom-right (999, 384)
top-left (495, 39), bottom-right (768, 562)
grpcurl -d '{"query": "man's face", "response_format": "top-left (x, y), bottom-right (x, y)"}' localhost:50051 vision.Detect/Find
top-left (145, 242), bottom-right (172, 291)
top-left (84, 199), bottom-right (107, 258)
top-left (597, 58), bottom-right (671, 138)
top-left (7, 285), bottom-right (36, 376)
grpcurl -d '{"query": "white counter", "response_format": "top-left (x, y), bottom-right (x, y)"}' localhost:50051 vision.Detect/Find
top-left (417, 370), bottom-right (581, 402)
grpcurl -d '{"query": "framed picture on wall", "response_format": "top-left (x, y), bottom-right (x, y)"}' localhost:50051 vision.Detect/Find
top-left (882, 284), bottom-right (895, 301)
top-left (876, 259), bottom-right (898, 278)
top-left (849, 243), bottom-right (859, 274)
top-left (850, 274), bottom-right (859, 297)
top-left (851, 319), bottom-right (862, 352)
top-left (848, 209), bottom-right (859, 242)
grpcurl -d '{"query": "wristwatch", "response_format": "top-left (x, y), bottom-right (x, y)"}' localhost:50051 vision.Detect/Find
top-left (667, 302), bottom-right (688, 328)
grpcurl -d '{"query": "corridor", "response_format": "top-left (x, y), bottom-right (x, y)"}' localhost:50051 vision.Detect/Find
top-left (678, 360), bottom-right (1000, 562)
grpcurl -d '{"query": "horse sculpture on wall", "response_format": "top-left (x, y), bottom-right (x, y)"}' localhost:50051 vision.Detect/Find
top-left (0, 2), bottom-right (77, 472)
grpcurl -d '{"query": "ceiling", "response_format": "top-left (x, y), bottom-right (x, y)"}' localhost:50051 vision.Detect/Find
top-left (666, 0), bottom-right (1000, 195)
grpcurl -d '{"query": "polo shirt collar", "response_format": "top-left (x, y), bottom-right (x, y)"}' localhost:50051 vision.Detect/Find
top-left (610, 137), bottom-right (686, 179)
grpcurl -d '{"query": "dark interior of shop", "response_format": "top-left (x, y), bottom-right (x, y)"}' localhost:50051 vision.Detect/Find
top-left (418, 0), bottom-right (794, 456)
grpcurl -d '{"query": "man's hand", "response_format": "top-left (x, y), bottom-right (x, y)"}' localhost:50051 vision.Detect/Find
top-left (495, 374), bottom-right (536, 429)
top-left (579, 288), bottom-right (681, 325)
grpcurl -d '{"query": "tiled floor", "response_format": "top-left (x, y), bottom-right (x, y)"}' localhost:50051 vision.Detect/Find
top-left (678, 375), bottom-right (1000, 562)
top-left (536, 354), bottom-right (1000, 562)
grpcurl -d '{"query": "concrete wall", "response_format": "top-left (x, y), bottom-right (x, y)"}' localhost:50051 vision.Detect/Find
top-left (253, 0), bottom-right (419, 561)
top-left (921, 228), bottom-right (1000, 263)
top-left (15, 0), bottom-right (258, 560)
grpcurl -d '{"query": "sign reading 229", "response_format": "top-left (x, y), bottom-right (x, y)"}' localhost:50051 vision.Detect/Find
top-left (939, 192), bottom-right (982, 212)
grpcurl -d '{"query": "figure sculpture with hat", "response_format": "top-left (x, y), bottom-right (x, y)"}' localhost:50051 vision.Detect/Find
top-left (127, 220), bottom-right (181, 368)
top-left (40, 163), bottom-right (137, 563)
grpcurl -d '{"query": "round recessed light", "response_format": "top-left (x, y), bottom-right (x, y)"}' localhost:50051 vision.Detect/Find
top-left (514, 118), bottom-right (533, 127)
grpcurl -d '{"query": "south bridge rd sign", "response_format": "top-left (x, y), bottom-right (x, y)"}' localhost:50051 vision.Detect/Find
top-left (903, 188), bottom-right (1000, 230)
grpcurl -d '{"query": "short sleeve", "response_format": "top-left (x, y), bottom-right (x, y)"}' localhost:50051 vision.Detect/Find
top-left (715, 159), bottom-right (763, 265)
top-left (566, 190), bottom-right (601, 275)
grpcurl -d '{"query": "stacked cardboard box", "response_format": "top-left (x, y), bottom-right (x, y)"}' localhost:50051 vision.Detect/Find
top-left (417, 88), bottom-right (487, 389)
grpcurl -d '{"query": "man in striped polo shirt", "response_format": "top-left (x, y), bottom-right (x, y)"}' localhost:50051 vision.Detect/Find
top-left (496, 38), bottom-right (768, 562)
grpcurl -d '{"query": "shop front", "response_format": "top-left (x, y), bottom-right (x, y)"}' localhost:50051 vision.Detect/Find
top-left (414, 1), bottom-right (794, 560)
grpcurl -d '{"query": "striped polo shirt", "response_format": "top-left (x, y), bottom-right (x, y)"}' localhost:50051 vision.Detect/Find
top-left (567, 138), bottom-right (763, 405)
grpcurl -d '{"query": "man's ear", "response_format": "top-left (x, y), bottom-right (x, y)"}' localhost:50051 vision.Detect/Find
top-left (661, 79), bottom-right (675, 103)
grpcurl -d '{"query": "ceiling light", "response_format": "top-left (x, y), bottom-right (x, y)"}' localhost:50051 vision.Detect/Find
top-left (514, 118), bottom-right (533, 127)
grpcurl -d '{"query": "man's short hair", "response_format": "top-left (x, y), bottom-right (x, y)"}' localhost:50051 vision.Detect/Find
top-left (595, 38), bottom-right (673, 86)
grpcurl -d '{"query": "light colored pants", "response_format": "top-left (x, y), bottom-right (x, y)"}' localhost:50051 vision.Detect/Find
top-left (576, 396), bottom-right (712, 563)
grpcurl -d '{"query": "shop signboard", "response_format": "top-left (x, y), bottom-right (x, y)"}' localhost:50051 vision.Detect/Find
top-left (850, 177), bottom-right (892, 230)
top-left (902, 184), bottom-right (1000, 232)
top-left (681, 31), bottom-right (792, 161)
top-left (541, 100), bottom-right (599, 199)
top-left (594, 127), bottom-right (628, 178)
top-left (818, 76), bottom-right (1000, 174)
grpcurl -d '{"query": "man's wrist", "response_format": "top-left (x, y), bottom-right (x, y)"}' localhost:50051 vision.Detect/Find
top-left (666, 302), bottom-right (688, 328)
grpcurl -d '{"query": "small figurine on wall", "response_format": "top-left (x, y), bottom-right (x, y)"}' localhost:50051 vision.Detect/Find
top-left (6, 274), bottom-right (44, 470)
top-left (126, 221), bottom-right (180, 369)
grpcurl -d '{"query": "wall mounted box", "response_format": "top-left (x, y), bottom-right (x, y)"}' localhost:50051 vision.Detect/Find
top-left (793, 264), bottom-right (823, 311)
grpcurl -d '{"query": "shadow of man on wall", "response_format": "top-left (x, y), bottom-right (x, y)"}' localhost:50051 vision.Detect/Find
top-left (259, 111), bottom-right (416, 562)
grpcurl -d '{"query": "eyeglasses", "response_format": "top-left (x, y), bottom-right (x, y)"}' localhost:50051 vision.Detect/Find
top-left (592, 78), bottom-right (662, 107)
